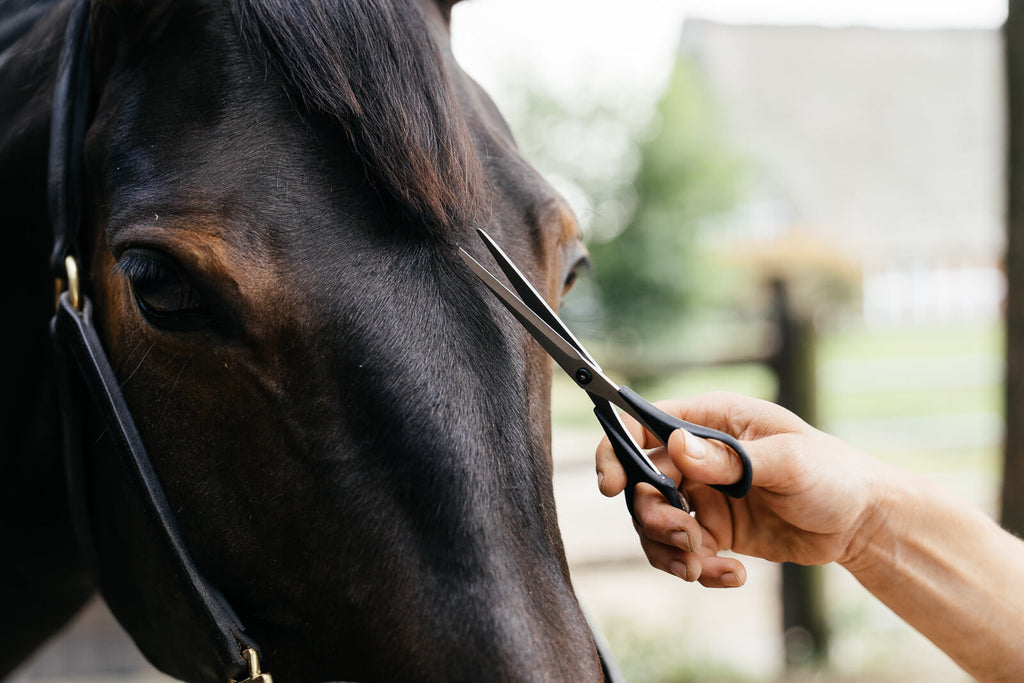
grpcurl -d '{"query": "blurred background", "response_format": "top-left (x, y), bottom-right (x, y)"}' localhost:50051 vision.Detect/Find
top-left (453, 1), bottom-right (1007, 682)
top-left (10, 1), bottom-right (1013, 681)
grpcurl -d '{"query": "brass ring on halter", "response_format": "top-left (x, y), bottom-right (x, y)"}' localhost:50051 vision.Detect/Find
top-left (64, 255), bottom-right (81, 310)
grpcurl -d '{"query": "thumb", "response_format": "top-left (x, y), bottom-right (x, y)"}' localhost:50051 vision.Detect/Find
top-left (669, 428), bottom-right (749, 490)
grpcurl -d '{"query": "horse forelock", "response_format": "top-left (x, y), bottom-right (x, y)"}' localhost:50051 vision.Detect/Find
top-left (227, 0), bottom-right (486, 234)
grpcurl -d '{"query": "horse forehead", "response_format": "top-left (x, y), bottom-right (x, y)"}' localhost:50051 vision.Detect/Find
top-left (96, 0), bottom-right (569, 278)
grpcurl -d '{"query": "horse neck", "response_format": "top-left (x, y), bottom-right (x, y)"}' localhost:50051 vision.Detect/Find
top-left (0, 3), bottom-right (95, 677)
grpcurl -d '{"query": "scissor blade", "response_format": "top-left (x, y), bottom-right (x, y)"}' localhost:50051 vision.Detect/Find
top-left (474, 228), bottom-right (599, 366)
top-left (460, 248), bottom-right (585, 367)
top-left (459, 247), bottom-right (620, 403)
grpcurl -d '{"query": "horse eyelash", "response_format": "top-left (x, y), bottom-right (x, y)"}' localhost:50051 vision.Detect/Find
top-left (114, 252), bottom-right (174, 284)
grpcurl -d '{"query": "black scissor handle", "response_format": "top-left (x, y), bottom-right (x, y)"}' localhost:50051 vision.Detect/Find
top-left (593, 401), bottom-right (687, 521)
top-left (618, 386), bottom-right (754, 499)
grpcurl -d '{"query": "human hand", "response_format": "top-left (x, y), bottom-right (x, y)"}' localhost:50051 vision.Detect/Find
top-left (595, 392), bottom-right (889, 587)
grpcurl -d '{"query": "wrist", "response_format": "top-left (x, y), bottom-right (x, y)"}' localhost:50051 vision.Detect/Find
top-left (837, 461), bottom-right (911, 576)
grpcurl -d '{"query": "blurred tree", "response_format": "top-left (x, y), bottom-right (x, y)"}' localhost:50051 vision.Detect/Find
top-left (586, 57), bottom-right (744, 344)
top-left (506, 56), bottom-right (744, 348)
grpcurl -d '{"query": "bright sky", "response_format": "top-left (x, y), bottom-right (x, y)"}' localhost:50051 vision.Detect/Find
top-left (451, 0), bottom-right (1007, 115)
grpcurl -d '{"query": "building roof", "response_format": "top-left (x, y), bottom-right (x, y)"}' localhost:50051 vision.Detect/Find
top-left (683, 21), bottom-right (1005, 265)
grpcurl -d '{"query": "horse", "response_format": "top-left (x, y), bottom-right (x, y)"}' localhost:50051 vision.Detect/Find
top-left (0, 0), bottom-right (606, 680)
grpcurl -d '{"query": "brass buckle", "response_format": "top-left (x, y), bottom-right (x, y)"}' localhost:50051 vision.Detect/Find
top-left (55, 255), bottom-right (82, 311)
top-left (235, 648), bottom-right (273, 683)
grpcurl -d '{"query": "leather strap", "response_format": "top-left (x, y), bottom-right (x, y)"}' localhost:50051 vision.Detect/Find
top-left (47, 0), bottom-right (91, 274)
top-left (52, 294), bottom-right (256, 683)
top-left (48, 1), bottom-right (258, 680)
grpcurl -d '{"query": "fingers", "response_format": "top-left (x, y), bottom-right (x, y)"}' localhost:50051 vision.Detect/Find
top-left (696, 555), bottom-right (747, 588)
top-left (653, 392), bottom-right (804, 439)
top-left (638, 534), bottom-right (746, 587)
top-left (594, 392), bottom-right (824, 589)
top-left (632, 484), bottom-right (747, 588)
top-left (637, 528), bottom-right (703, 582)
top-left (672, 424), bottom-right (812, 495)
top-left (597, 391), bottom-right (790, 497)
top-left (595, 434), bottom-right (626, 496)
top-left (633, 483), bottom-right (702, 552)
top-left (632, 484), bottom-right (701, 581)
top-left (668, 428), bottom-right (748, 490)
top-left (597, 418), bottom-right (753, 499)
top-left (595, 411), bottom-right (650, 497)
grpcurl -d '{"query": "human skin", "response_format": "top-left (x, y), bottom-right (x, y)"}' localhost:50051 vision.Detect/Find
top-left (595, 391), bottom-right (1024, 682)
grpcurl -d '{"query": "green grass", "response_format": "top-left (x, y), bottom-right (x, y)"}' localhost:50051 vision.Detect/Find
top-left (816, 321), bottom-right (1004, 481)
top-left (820, 385), bottom-right (1001, 420)
top-left (819, 321), bottom-right (1003, 359)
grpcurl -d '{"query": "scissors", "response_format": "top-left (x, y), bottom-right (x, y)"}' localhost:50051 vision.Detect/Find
top-left (459, 228), bottom-right (753, 519)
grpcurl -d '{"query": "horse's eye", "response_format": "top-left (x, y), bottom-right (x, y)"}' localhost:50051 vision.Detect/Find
top-left (118, 250), bottom-right (208, 330)
top-left (562, 270), bottom-right (579, 296)
top-left (562, 252), bottom-right (591, 299)
top-left (565, 270), bottom-right (581, 294)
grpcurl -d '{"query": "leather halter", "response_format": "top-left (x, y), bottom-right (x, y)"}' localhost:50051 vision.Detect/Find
top-left (49, 2), bottom-right (264, 681)
top-left (46, 2), bottom-right (621, 681)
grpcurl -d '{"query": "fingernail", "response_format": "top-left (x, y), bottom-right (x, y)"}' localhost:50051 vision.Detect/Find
top-left (670, 531), bottom-right (692, 552)
top-left (682, 429), bottom-right (706, 460)
top-left (722, 572), bottom-right (743, 588)
top-left (597, 470), bottom-right (605, 488)
top-left (669, 560), bottom-right (690, 581)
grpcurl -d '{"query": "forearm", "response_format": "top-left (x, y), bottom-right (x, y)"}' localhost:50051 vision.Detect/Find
top-left (842, 468), bottom-right (1024, 682)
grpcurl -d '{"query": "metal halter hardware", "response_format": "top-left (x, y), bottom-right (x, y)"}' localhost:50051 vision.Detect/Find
top-left (55, 254), bottom-right (81, 311)
top-left (236, 649), bottom-right (274, 683)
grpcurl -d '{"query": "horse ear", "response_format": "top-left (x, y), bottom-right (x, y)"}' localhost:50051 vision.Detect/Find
top-left (431, 0), bottom-right (463, 24)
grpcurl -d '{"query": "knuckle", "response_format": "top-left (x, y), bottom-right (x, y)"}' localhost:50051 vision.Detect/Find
top-left (645, 551), bottom-right (663, 572)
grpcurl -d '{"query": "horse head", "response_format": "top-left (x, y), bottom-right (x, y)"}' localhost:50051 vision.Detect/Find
top-left (1, 0), bottom-right (605, 679)
top-left (51, 0), bottom-right (600, 680)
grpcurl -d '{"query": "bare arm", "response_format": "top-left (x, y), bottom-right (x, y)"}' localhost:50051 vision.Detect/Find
top-left (843, 468), bottom-right (1024, 682)
top-left (595, 392), bottom-right (1024, 682)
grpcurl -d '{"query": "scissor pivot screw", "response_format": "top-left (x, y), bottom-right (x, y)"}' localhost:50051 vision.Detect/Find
top-left (574, 368), bottom-right (593, 385)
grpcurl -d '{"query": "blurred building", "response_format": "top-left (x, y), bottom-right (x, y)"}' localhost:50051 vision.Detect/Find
top-left (683, 21), bottom-right (1005, 325)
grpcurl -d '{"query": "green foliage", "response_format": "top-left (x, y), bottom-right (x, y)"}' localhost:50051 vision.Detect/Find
top-left (584, 58), bottom-right (744, 343)
top-left (504, 56), bottom-right (744, 349)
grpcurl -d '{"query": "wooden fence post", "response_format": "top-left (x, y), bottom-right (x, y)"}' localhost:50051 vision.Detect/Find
top-left (1003, 0), bottom-right (1024, 537)
top-left (768, 278), bottom-right (829, 667)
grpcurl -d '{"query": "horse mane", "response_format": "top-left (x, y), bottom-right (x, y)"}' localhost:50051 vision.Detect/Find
top-left (228, 0), bottom-right (485, 233)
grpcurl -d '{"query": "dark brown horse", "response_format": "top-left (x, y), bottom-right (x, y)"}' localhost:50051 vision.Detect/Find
top-left (0, 0), bottom-right (604, 680)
